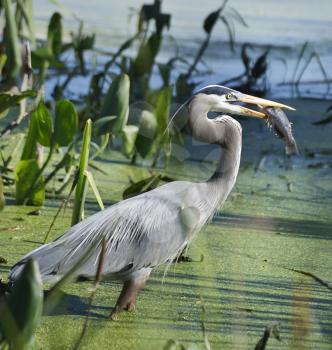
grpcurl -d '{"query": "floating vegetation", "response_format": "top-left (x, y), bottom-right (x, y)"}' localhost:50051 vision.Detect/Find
top-left (0, 1), bottom-right (331, 349)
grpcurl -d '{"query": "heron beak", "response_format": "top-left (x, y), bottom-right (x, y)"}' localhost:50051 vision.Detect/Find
top-left (226, 105), bottom-right (266, 119)
top-left (214, 100), bottom-right (267, 119)
top-left (237, 94), bottom-right (296, 111)
top-left (214, 93), bottom-right (296, 119)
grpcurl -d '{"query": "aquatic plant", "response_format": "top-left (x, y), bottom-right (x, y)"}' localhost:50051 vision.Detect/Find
top-left (0, 259), bottom-right (43, 350)
top-left (0, 0), bottom-right (249, 204)
top-left (15, 99), bottom-right (78, 205)
top-left (176, 0), bottom-right (248, 100)
top-left (312, 105), bottom-right (332, 125)
top-left (0, 236), bottom-right (103, 349)
top-left (220, 43), bottom-right (270, 95)
top-left (0, 175), bottom-right (5, 211)
top-left (71, 119), bottom-right (104, 226)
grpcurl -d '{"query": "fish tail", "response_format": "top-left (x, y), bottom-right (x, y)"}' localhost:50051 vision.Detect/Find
top-left (285, 141), bottom-right (299, 156)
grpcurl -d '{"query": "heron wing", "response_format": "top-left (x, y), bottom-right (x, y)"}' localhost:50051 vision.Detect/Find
top-left (10, 181), bottom-right (201, 282)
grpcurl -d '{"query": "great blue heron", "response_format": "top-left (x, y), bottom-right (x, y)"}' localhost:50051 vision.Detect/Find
top-left (9, 85), bottom-right (293, 320)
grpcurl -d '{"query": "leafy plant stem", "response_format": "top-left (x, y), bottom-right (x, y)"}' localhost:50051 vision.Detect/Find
top-left (44, 143), bottom-right (74, 186)
top-left (0, 88), bottom-right (42, 139)
top-left (23, 142), bottom-right (54, 205)
top-left (185, 0), bottom-right (228, 80)
top-left (71, 119), bottom-right (91, 226)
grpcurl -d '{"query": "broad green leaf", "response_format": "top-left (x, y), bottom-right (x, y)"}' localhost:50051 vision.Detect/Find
top-left (141, 87), bottom-right (172, 160)
top-left (150, 86), bottom-right (172, 163)
top-left (99, 74), bottom-right (130, 134)
top-left (313, 114), bottom-right (332, 125)
top-left (47, 12), bottom-right (62, 57)
top-left (90, 133), bottom-right (110, 160)
top-left (122, 174), bottom-right (161, 199)
top-left (31, 47), bottom-right (64, 69)
top-left (155, 13), bottom-right (171, 35)
top-left (21, 115), bottom-right (38, 160)
top-left (3, 0), bottom-right (22, 79)
top-left (16, 0), bottom-right (36, 48)
top-left (0, 90), bottom-right (36, 118)
top-left (132, 33), bottom-right (162, 78)
top-left (163, 339), bottom-right (178, 350)
top-left (0, 54), bottom-right (7, 75)
top-left (15, 159), bottom-right (45, 205)
top-left (135, 110), bottom-right (157, 158)
top-left (155, 86), bottom-right (172, 134)
top-left (93, 115), bottom-right (117, 135)
top-left (84, 170), bottom-right (104, 210)
top-left (0, 259), bottom-right (43, 350)
top-left (241, 44), bottom-right (251, 72)
top-left (54, 99), bottom-right (78, 146)
top-left (71, 119), bottom-right (91, 226)
top-left (158, 63), bottom-right (171, 86)
top-left (138, 2), bottom-right (170, 35)
top-left (0, 176), bottom-right (5, 211)
top-left (203, 6), bottom-right (222, 34)
top-left (32, 47), bottom-right (54, 61)
top-left (33, 101), bottom-right (53, 147)
top-left (251, 49), bottom-right (269, 79)
top-left (122, 125), bottom-right (138, 157)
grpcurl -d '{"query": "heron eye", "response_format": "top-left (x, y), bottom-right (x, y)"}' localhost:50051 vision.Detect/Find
top-left (225, 93), bottom-right (233, 100)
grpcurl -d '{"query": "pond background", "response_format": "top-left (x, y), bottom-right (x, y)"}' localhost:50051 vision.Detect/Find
top-left (33, 0), bottom-right (332, 98)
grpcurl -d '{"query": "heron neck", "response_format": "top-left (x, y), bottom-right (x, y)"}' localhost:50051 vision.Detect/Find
top-left (203, 136), bottom-right (241, 214)
top-left (187, 100), bottom-right (242, 206)
top-left (208, 136), bottom-right (242, 202)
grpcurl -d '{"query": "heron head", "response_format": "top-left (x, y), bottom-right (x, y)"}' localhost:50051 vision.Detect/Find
top-left (194, 85), bottom-right (295, 118)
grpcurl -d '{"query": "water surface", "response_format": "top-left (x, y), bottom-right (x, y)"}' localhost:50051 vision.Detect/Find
top-left (33, 0), bottom-right (332, 98)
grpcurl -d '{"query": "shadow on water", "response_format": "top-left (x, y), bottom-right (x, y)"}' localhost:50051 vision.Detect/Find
top-left (44, 292), bottom-right (109, 319)
top-left (0, 265), bottom-right (10, 275)
top-left (44, 272), bottom-right (332, 347)
top-left (213, 213), bottom-right (332, 240)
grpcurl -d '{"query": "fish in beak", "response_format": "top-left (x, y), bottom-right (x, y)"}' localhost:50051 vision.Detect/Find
top-left (194, 85), bottom-right (296, 119)
top-left (228, 93), bottom-right (296, 119)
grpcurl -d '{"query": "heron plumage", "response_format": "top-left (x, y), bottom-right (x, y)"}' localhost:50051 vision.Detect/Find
top-left (10, 86), bottom-right (288, 319)
top-left (9, 179), bottom-right (224, 283)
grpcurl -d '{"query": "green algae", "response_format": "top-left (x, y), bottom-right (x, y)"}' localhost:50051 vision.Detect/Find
top-left (0, 98), bottom-right (332, 349)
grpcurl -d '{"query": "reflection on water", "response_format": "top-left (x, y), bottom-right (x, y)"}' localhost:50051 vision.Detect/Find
top-left (34, 0), bottom-right (332, 48)
top-left (33, 0), bottom-right (332, 98)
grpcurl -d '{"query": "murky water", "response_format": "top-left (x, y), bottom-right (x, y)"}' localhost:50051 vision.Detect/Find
top-left (33, 0), bottom-right (332, 98)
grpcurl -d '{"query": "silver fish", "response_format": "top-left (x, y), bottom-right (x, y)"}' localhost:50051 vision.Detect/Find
top-left (264, 107), bottom-right (299, 156)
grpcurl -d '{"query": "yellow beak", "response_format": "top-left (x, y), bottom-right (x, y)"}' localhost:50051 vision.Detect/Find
top-left (238, 94), bottom-right (295, 110)
top-left (230, 93), bottom-right (296, 119)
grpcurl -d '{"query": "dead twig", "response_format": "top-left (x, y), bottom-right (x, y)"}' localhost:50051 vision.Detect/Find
top-left (286, 268), bottom-right (332, 292)
top-left (255, 323), bottom-right (281, 350)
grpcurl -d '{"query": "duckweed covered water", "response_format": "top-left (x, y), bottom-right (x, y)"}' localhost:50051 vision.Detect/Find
top-left (0, 98), bottom-right (331, 349)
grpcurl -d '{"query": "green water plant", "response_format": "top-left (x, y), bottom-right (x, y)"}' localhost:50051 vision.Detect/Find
top-left (2, 0), bottom-right (22, 81)
top-left (92, 73), bottom-right (138, 158)
top-left (71, 118), bottom-right (91, 225)
top-left (0, 0), bottom-right (35, 82)
top-left (0, 239), bottom-right (104, 350)
top-left (221, 43), bottom-right (270, 95)
top-left (177, 0), bottom-right (248, 99)
top-left (313, 105), bottom-right (332, 125)
top-left (0, 176), bottom-right (5, 211)
top-left (72, 119), bottom-right (104, 226)
top-left (15, 99), bottom-right (78, 205)
top-left (0, 259), bottom-right (43, 350)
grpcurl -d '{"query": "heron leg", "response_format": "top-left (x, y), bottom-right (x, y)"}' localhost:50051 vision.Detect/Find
top-left (110, 279), bottom-right (145, 320)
